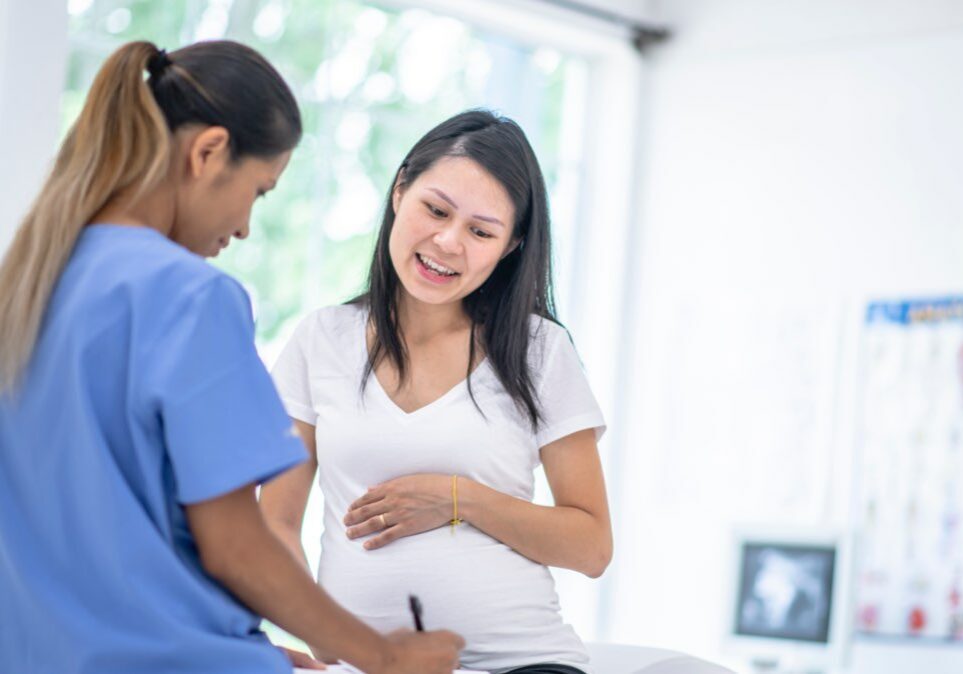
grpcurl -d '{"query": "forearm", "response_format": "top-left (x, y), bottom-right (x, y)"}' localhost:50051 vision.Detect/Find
top-left (258, 440), bottom-right (318, 578)
top-left (261, 519), bottom-right (339, 661)
top-left (458, 478), bottom-right (612, 577)
top-left (264, 517), bottom-right (312, 576)
top-left (206, 518), bottom-right (390, 673)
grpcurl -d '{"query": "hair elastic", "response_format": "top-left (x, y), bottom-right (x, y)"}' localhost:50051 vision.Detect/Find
top-left (147, 48), bottom-right (172, 79)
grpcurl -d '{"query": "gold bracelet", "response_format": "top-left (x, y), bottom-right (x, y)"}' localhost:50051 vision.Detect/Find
top-left (450, 474), bottom-right (464, 533)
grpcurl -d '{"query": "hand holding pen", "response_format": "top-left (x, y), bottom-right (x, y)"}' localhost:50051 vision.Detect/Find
top-left (379, 596), bottom-right (463, 674)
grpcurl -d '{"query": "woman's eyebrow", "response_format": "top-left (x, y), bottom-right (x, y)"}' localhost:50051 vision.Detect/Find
top-left (428, 187), bottom-right (506, 228)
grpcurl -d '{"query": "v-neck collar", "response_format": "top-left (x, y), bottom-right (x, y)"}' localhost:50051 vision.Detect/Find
top-left (356, 307), bottom-right (489, 423)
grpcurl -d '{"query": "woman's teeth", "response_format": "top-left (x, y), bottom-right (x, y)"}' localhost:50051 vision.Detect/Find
top-left (417, 253), bottom-right (457, 276)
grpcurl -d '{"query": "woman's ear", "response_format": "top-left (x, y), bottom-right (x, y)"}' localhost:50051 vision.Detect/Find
top-left (500, 237), bottom-right (522, 260)
top-left (391, 169), bottom-right (406, 214)
top-left (186, 126), bottom-right (231, 180)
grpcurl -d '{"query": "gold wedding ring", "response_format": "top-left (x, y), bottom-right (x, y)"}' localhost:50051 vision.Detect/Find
top-left (379, 513), bottom-right (388, 529)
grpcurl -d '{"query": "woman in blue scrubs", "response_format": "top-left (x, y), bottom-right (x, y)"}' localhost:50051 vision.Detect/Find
top-left (0, 41), bottom-right (462, 674)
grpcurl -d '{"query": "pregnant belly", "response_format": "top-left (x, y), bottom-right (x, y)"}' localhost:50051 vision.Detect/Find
top-left (317, 524), bottom-right (570, 660)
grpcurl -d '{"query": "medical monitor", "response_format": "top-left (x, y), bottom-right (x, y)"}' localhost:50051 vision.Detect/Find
top-left (726, 527), bottom-right (851, 673)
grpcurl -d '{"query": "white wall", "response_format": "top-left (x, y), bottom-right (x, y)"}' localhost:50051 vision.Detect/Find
top-left (572, 0), bottom-right (656, 24)
top-left (606, 1), bottom-right (963, 672)
top-left (0, 0), bottom-right (67, 253)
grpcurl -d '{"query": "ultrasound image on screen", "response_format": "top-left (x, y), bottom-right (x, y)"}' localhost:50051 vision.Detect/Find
top-left (734, 542), bottom-right (836, 643)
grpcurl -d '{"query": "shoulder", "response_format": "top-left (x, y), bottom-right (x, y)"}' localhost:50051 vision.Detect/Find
top-left (526, 314), bottom-right (571, 359)
top-left (523, 315), bottom-right (589, 389)
top-left (292, 302), bottom-right (365, 341)
top-left (95, 229), bottom-right (242, 306)
top-left (527, 313), bottom-right (568, 339)
top-left (148, 254), bottom-right (250, 321)
top-left (278, 302), bottom-right (365, 368)
top-left (75, 228), bottom-right (252, 330)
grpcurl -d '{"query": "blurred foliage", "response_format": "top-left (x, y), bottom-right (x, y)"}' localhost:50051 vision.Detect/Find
top-left (63, 0), bottom-right (579, 351)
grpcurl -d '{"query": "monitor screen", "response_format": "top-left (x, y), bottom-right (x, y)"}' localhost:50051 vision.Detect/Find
top-left (734, 541), bottom-right (837, 644)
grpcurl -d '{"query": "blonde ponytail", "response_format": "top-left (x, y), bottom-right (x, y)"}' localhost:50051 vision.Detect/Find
top-left (0, 41), bottom-right (171, 392)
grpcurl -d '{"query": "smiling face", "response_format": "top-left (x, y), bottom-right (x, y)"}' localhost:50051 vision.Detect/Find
top-left (169, 126), bottom-right (291, 258)
top-left (388, 156), bottom-right (518, 308)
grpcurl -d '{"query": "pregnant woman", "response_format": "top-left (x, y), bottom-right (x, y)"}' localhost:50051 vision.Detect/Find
top-left (262, 109), bottom-right (612, 674)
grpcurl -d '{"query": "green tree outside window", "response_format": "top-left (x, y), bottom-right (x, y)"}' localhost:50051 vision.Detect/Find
top-left (64, 0), bottom-right (586, 360)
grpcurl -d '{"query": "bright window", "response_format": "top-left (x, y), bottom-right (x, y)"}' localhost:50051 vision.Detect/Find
top-left (63, 0), bottom-right (589, 365)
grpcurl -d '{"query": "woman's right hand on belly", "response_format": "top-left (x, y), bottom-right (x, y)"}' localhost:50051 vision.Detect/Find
top-left (379, 628), bottom-right (465, 674)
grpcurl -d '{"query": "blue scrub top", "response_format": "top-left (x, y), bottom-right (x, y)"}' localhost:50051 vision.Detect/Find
top-left (0, 225), bottom-right (307, 673)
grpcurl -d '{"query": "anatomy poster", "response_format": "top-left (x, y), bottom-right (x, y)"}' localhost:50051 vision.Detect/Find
top-left (853, 298), bottom-right (963, 642)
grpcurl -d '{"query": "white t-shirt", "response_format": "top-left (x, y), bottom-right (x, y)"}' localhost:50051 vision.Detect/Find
top-left (271, 304), bottom-right (606, 673)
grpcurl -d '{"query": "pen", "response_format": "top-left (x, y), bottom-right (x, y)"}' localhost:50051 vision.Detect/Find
top-left (408, 594), bottom-right (424, 632)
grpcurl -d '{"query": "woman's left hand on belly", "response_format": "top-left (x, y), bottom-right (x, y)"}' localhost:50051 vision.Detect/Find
top-left (344, 474), bottom-right (452, 550)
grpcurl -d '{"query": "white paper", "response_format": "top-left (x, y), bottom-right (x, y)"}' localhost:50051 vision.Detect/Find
top-left (295, 666), bottom-right (485, 674)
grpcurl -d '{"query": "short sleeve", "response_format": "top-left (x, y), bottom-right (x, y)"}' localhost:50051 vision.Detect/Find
top-left (270, 314), bottom-right (318, 425)
top-left (534, 324), bottom-right (607, 448)
top-left (151, 275), bottom-right (307, 504)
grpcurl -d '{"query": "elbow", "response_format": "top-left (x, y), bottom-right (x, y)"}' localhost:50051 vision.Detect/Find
top-left (583, 557), bottom-right (611, 579)
top-left (581, 540), bottom-right (613, 579)
top-left (263, 512), bottom-right (301, 540)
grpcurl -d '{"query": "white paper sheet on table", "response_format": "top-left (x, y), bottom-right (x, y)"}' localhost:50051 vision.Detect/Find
top-left (295, 665), bottom-right (486, 674)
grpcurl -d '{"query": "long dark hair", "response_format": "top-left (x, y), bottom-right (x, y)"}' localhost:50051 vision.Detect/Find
top-left (355, 109), bottom-right (557, 428)
top-left (0, 40), bottom-right (301, 392)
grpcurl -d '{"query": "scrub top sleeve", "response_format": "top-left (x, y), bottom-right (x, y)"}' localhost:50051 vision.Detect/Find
top-left (270, 314), bottom-right (318, 425)
top-left (155, 275), bottom-right (307, 504)
top-left (535, 326), bottom-right (607, 449)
